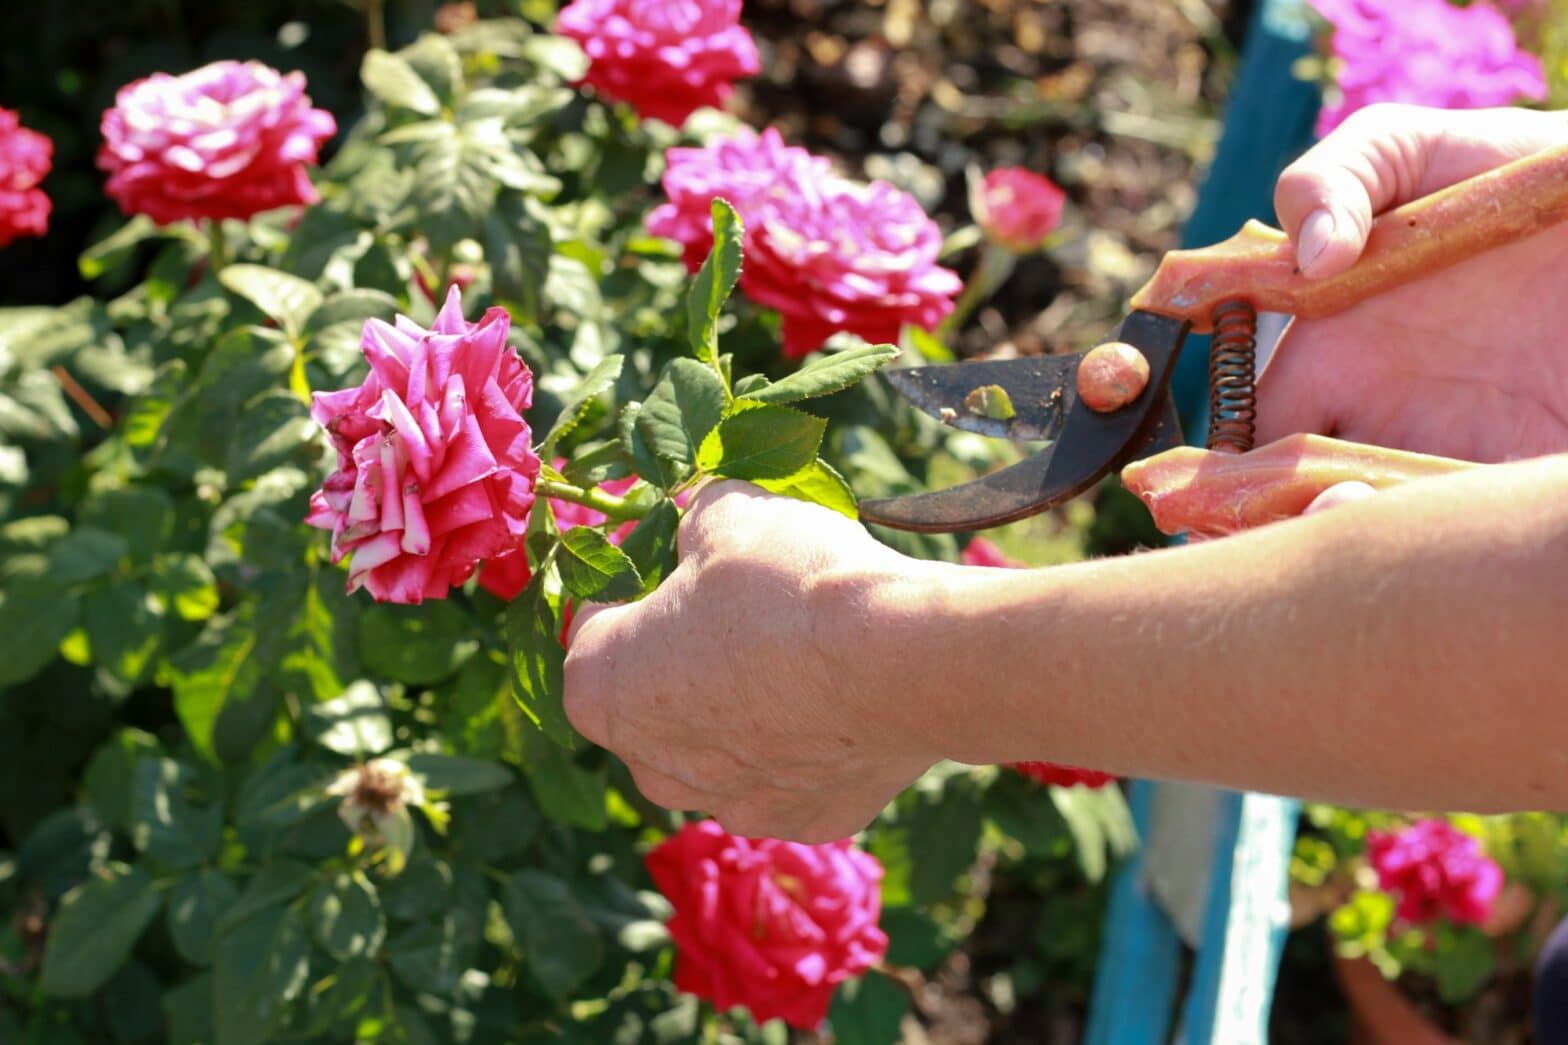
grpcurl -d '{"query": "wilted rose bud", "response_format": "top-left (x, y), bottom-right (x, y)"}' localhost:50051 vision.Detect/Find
top-left (327, 758), bottom-right (430, 874)
top-left (970, 167), bottom-right (1067, 254)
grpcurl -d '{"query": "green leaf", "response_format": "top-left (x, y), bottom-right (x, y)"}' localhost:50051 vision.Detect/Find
top-left (169, 610), bottom-right (268, 762)
top-left (358, 601), bottom-right (479, 686)
top-left (305, 681), bottom-right (393, 757)
top-left (39, 864), bottom-right (163, 998)
top-left (78, 486), bottom-right (173, 565)
top-left (131, 758), bottom-right (223, 871)
top-left (226, 390), bottom-right (315, 484)
top-left (505, 573), bottom-right (575, 750)
top-left (557, 528), bottom-right (643, 603)
top-left (756, 458), bottom-right (857, 518)
top-left (361, 50), bottom-right (442, 115)
top-left (385, 911), bottom-right (480, 994)
top-left (167, 869), bottom-right (238, 966)
top-left (543, 354), bottom-right (623, 451)
top-left (1049, 784), bottom-right (1137, 884)
top-left (400, 33), bottom-right (462, 107)
top-left (405, 753), bottom-right (513, 795)
top-left (304, 288), bottom-right (400, 334)
top-left (636, 359), bottom-right (728, 478)
top-left (828, 971), bottom-right (910, 1045)
top-left (687, 199), bottom-right (743, 363)
top-left (152, 554), bottom-right (220, 622)
top-left (216, 860), bottom-right (317, 935)
top-left (309, 871), bottom-right (386, 962)
top-left (162, 975), bottom-right (217, 1044)
top-left (83, 729), bottom-right (159, 833)
top-left (741, 342), bottom-right (901, 405)
top-left (879, 908), bottom-right (952, 971)
top-left (502, 870), bottom-right (604, 999)
top-left (79, 215), bottom-right (162, 280)
top-left (521, 728), bottom-right (606, 831)
top-left (695, 402), bottom-right (826, 481)
top-left (0, 581), bottom-right (77, 687)
top-left (213, 905), bottom-right (311, 1045)
top-left (84, 580), bottom-right (165, 687)
top-left (218, 265), bottom-right (324, 338)
top-left (484, 192), bottom-right (552, 322)
top-left (619, 402), bottom-right (680, 489)
top-left (617, 500), bottom-right (679, 591)
top-left (906, 786), bottom-right (984, 905)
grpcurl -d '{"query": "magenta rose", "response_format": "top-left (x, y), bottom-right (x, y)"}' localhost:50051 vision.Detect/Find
top-left (647, 819), bottom-right (888, 1029)
top-left (0, 108), bottom-right (51, 248)
top-left (649, 129), bottom-right (961, 359)
top-left (1307, 0), bottom-right (1546, 136)
top-left (98, 60), bottom-right (336, 224)
top-left (556, 0), bottom-right (760, 127)
top-left (1366, 819), bottom-right (1504, 926)
top-left (306, 287), bottom-right (540, 605)
top-left (971, 167), bottom-right (1066, 254)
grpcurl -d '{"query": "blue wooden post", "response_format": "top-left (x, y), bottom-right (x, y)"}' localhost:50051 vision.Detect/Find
top-left (1086, 1), bottom-right (1320, 1041)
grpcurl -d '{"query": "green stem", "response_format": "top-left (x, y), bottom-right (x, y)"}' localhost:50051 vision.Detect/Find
top-left (939, 241), bottom-right (1018, 339)
top-left (536, 478), bottom-right (644, 523)
top-left (205, 219), bottom-right (229, 274)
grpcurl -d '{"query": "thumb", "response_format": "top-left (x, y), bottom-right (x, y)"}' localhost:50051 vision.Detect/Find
top-left (1303, 480), bottom-right (1378, 515)
top-left (1273, 105), bottom-right (1439, 279)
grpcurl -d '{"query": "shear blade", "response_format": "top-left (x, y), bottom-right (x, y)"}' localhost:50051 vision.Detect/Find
top-left (861, 311), bottom-right (1190, 532)
top-left (885, 355), bottom-right (1081, 442)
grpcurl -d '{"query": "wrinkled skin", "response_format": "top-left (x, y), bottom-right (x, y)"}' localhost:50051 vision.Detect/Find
top-left (566, 104), bottom-right (1568, 843)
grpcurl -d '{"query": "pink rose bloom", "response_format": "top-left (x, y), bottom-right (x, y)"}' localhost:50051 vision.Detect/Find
top-left (478, 461), bottom-right (638, 601)
top-left (1013, 761), bottom-right (1118, 790)
top-left (648, 128), bottom-right (832, 270)
top-left (1366, 819), bottom-right (1504, 926)
top-left (307, 287), bottom-right (540, 604)
top-left (1308, 0), bottom-right (1546, 136)
top-left (98, 60), bottom-right (336, 224)
top-left (556, 0), bottom-right (760, 127)
top-left (960, 536), bottom-right (1020, 570)
top-left (0, 108), bottom-right (52, 248)
top-left (649, 128), bottom-right (961, 359)
top-left (647, 820), bottom-right (888, 1029)
top-left (971, 167), bottom-right (1066, 254)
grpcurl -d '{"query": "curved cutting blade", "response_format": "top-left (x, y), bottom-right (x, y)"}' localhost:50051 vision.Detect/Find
top-left (861, 311), bottom-right (1190, 532)
top-left (884, 355), bottom-right (1082, 442)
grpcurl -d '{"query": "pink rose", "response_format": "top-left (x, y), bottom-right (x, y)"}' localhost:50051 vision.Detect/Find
top-left (1308, 0), bottom-right (1546, 136)
top-left (1013, 761), bottom-right (1118, 790)
top-left (647, 820), bottom-right (888, 1029)
top-left (649, 128), bottom-right (961, 359)
top-left (307, 287), bottom-right (540, 604)
top-left (648, 128), bottom-right (831, 270)
top-left (98, 60), bottom-right (336, 224)
top-left (477, 461), bottom-right (638, 601)
top-left (556, 0), bottom-right (760, 128)
top-left (971, 167), bottom-right (1066, 254)
top-left (0, 108), bottom-right (51, 248)
top-left (1366, 819), bottom-right (1504, 926)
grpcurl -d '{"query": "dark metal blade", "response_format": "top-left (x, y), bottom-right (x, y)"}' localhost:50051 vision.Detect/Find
top-left (861, 311), bottom-right (1190, 532)
top-left (884, 355), bottom-right (1082, 441)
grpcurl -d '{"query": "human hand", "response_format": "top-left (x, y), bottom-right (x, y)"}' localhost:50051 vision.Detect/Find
top-left (1259, 104), bottom-right (1568, 462)
top-left (562, 481), bottom-right (943, 843)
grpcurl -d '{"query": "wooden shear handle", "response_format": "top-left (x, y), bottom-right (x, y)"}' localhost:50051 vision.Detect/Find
top-left (1131, 141), bottom-right (1568, 333)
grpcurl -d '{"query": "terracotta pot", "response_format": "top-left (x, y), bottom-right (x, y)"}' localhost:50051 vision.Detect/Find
top-left (1331, 952), bottom-right (1459, 1045)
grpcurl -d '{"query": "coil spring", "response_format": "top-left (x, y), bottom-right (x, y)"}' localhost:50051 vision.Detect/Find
top-left (1208, 299), bottom-right (1258, 453)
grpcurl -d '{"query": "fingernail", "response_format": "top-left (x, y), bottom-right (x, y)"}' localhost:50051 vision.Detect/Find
top-left (1297, 208), bottom-right (1336, 275)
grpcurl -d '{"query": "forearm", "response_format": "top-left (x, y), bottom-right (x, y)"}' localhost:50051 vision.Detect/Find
top-left (873, 454), bottom-right (1568, 811)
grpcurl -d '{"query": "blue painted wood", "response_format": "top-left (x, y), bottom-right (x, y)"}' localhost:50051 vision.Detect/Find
top-left (1087, 1), bottom-right (1321, 1041)
top-left (1085, 780), bottom-right (1182, 1045)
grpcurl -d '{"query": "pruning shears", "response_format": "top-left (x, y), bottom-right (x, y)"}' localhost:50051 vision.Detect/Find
top-left (860, 142), bottom-right (1568, 534)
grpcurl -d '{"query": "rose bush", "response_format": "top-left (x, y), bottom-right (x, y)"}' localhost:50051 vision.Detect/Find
top-left (0, 12), bottom-right (1136, 1044)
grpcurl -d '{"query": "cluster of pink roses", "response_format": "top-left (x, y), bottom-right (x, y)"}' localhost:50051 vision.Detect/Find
top-left (1307, 0), bottom-right (1547, 136)
top-left (649, 127), bottom-right (962, 358)
top-left (1366, 819), bottom-right (1504, 927)
top-left (0, 108), bottom-right (52, 248)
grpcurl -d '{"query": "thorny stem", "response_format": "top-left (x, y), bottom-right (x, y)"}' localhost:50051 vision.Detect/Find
top-left (939, 240), bottom-right (1018, 339)
top-left (365, 0), bottom-right (387, 52)
top-left (50, 366), bottom-right (113, 429)
top-left (205, 219), bottom-right (229, 274)
top-left (535, 478), bottom-right (645, 523)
